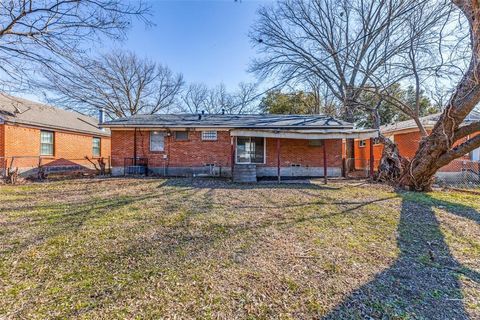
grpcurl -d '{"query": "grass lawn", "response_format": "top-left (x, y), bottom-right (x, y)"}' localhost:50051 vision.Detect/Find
top-left (0, 178), bottom-right (479, 319)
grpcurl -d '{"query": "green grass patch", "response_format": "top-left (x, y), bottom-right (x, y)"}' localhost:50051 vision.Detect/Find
top-left (0, 178), bottom-right (478, 319)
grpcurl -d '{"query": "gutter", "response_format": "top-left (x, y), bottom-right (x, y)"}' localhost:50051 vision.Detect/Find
top-left (100, 124), bottom-right (354, 130)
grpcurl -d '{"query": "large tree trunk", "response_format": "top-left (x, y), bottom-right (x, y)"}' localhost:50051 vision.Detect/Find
top-left (396, 0), bottom-right (480, 191)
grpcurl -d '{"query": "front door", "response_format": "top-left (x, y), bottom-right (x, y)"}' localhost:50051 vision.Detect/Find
top-left (236, 137), bottom-right (265, 164)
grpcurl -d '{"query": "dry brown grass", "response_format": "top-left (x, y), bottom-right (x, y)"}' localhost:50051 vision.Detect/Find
top-left (0, 178), bottom-right (478, 319)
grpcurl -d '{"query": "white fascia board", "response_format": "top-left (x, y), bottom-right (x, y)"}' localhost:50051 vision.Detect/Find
top-left (230, 129), bottom-right (379, 140)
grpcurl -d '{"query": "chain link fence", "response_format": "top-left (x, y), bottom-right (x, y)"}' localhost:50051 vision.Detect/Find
top-left (111, 156), bottom-right (234, 178)
top-left (435, 159), bottom-right (480, 189)
top-left (345, 157), bottom-right (480, 188)
top-left (2, 155), bottom-right (478, 188)
top-left (0, 156), bottom-right (111, 181)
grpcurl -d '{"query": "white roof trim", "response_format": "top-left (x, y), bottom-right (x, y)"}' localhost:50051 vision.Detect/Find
top-left (230, 129), bottom-right (379, 140)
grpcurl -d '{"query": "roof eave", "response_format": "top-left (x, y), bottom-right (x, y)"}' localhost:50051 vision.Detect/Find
top-left (4, 119), bottom-right (111, 137)
top-left (101, 123), bottom-right (354, 130)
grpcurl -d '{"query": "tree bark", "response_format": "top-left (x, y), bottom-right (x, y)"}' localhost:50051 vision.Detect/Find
top-left (397, 0), bottom-right (480, 191)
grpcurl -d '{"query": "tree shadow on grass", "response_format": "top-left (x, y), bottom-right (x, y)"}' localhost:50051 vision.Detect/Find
top-left (158, 177), bottom-right (344, 191)
top-left (323, 192), bottom-right (480, 319)
top-left (0, 193), bottom-right (162, 256)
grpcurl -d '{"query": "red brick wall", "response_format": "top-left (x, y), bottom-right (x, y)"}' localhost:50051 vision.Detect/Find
top-left (393, 131), bottom-right (423, 159)
top-left (265, 138), bottom-right (342, 167)
top-left (392, 130), bottom-right (475, 161)
top-left (353, 139), bottom-right (384, 169)
top-left (111, 130), bottom-right (343, 169)
top-left (111, 130), bottom-right (232, 168)
top-left (3, 123), bottom-right (111, 168)
top-left (0, 124), bottom-right (4, 159)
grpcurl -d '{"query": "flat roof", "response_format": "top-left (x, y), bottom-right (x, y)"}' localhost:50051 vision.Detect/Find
top-left (102, 113), bottom-right (354, 130)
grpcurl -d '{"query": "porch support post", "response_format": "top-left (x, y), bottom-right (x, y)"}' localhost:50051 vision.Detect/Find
top-left (133, 128), bottom-right (137, 166)
top-left (369, 137), bottom-right (375, 178)
top-left (276, 138), bottom-right (281, 183)
top-left (230, 136), bottom-right (235, 180)
top-left (323, 140), bottom-right (328, 184)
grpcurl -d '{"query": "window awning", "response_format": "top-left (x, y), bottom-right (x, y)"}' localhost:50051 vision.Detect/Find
top-left (230, 129), bottom-right (378, 140)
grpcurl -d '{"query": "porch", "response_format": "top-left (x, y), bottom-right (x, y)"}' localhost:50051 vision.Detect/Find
top-left (230, 128), bottom-right (378, 183)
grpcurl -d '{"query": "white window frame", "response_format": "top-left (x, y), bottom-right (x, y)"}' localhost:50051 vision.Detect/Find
top-left (359, 140), bottom-right (367, 148)
top-left (150, 131), bottom-right (165, 152)
top-left (92, 137), bottom-right (101, 157)
top-left (201, 131), bottom-right (218, 141)
top-left (235, 137), bottom-right (266, 164)
top-left (40, 131), bottom-right (54, 156)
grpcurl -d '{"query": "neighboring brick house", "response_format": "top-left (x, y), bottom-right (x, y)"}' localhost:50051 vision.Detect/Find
top-left (0, 94), bottom-right (110, 175)
top-left (102, 114), bottom-right (377, 181)
top-left (354, 111), bottom-right (480, 180)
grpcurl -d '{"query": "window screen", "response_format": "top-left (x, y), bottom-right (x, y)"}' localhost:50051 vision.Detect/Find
top-left (150, 131), bottom-right (165, 151)
top-left (40, 131), bottom-right (54, 156)
top-left (92, 137), bottom-right (101, 157)
top-left (202, 131), bottom-right (217, 141)
top-left (175, 131), bottom-right (188, 141)
top-left (308, 140), bottom-right (323, 147)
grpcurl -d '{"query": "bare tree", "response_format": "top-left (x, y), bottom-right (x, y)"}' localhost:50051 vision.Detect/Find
top-left (396, 0), bottom-right (480, 191)
top-left (181, 83), bottom-right (209, 114)
top-left (42, 51), bottom-right (185, 118)
top-left (206, 84), bottom-right (234, 114)
top-left (361, 0), bottom-right (465, 135)
top-left (0, 0), bottom-right (148, 90)
top-left (250, 0), bottom-right (424, 162)
top-left (180, 82), bottom-right (259, 114)
top-left (233, 82), bottom-right (259, 114)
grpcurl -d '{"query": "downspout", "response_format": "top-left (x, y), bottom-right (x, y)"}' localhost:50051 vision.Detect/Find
top-left (230, 135), bottom-right (235, 180)
top-left (323, 140), bottom-right (328, 185)
top-left (134, 128), bottom-right (137, 166)
top-left (277, 138), bottom-right (281, 183)
top-left (167, 130), bottom-right (171, 176)
top-left (369, 138), bottom-right (375, 178)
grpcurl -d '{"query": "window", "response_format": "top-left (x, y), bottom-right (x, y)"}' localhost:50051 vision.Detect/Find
top-left (150, 131), bottom-right (165, 152)
top-left (40, 131), bottom-right (54, 156)
top-left (236, 137), bottom-right (265, 164)
top-left (202, 131), bottom-right (217, 141)
top-left (92, 137), bottom-right (101, 157)
top-left (359, 140), bottom-right (367, 147)
top-left (373, 137), bottom-right (381, 145)
top-left (472, 147), bottom-right (480, 161)
top-left (308, 140), bottom-right (323, 147)
top-left (174, 131), bottom-right (188, 141)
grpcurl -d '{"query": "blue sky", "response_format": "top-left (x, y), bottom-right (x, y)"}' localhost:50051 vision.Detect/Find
top-left (113, 0), bottom-right (270, 91)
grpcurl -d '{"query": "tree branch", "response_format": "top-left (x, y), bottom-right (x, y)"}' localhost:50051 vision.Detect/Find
top-left (453, 121), bottom-right (480, 141)
top-left (438, 134), bottom-right (480, 166)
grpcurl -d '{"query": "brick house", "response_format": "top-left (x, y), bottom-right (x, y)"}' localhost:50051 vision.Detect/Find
top-left (0, 94), bottom-right (110, 175)
top-left (102, 114), bottom-right (378, 181)
top-left (354, 111), bottom-right (480, 181)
